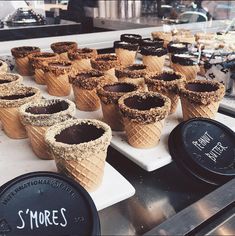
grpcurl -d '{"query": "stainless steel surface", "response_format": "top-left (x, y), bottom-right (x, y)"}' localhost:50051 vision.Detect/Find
top-left (144, 178), bottom-right (235, 235)
top-left (99, 147), bottom-right (216, 235)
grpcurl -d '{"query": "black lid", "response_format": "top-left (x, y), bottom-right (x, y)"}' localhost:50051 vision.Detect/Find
top-left (140, 46), bottom-right (167, 57)
top-left (140, 38), bottom-right (164, 48)
top-left (114, 40), bottom-right (139, 51)
top-left (120, 33), bottom-right (142, 44)
top-left (169, 118), bottom-right (235, 186)
top-left (167, 41), bottom-right (190, 54)
top-left (0, 172), bottom-right (100, 236)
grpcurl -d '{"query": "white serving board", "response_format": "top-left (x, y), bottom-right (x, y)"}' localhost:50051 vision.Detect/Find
top-left (0, 130), bottom-right (135, 211)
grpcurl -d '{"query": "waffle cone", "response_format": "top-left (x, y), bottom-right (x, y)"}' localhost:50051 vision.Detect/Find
top-left (55, 152), bottom-right (106, 192)
top-left (101, 102), bottom-right (124, 131)
top-left (59, 52), bottom-right (69, 61)
top-left (26, 125), bottom-right (52, 160)
top-left (45, 72), bottom-right (71, 96)
top-left (34, 68), bottom-right (45, 85)
top-left (15, 57), bottom-right (34, 76)
top-left (71, 59), bottom-right (92, 76)
top-left (180, 96), bottom-right (219, 121)
top-left (119, 77), bottom-right (146, 90)
top-left (172, 63), bottom-right (198, 81)
top-left (72, 86), bottom-right (100, 111)
top-left (115, 48), bottom-right (136, 67)
top-left (143, 55), bottom-right (166, 73)
top-left (104, 68), bottom-right (118, 83)
top-left (0, 107), bottom-right (27, 139)
top-left (123, 117), bottom-right (165, 148)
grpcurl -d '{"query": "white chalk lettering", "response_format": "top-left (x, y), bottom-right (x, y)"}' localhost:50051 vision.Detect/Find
top-left (205, 142), bottom-right (228, 163)
top-left (16, 208), bottom-right (68, 230)
top-left (192, 132), bottom-right (214, 151)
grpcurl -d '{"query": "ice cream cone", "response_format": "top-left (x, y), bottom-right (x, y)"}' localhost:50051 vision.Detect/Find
top-left (97, 82), bottom-right (139, 131)
top-left (34, 68), bottom-right (45, 84)
top-left (0, 73), bottom-right (23, 93)
top-left (151, 31), bottom-right (172, 48)
top-left (71, 59), bottom-right (91, 75)
top-left (142, 55), bottom-right (166, 73)
top-left (69, 70), bottom-right (105, 111)
top-left (43, 61), bottom-right (72, 97)
top-left (115, 48), bottom-right (137, 67)
top-left (145, 71), bottom-right (185, 114)
top-left (0, 86), bottom-right (41, 139)
top-left (118, 91), bottom-right (171, 148)
top-left (11, 46), bottom-right (40, 76)
top-left (19, 99), bottom-right (76, 159)
top-left (51, 41), bottom-right (78, 60)
top-left (179, 80), bottom-right (225, 121)
top-left (45, 119), bottom-right (112, 192)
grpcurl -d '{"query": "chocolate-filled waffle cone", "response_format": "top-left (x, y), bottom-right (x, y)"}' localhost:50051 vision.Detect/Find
top-left (69, 70), bottom-right (106, 111)
top-left (34, 69), bottom-right (45, 84)
top-left (115, 48), bottom-right (137, 67)
top-left (145, 71), bottom-right (185, 114)
top-left (19, 99), bottom-right (75, 160)
top-left (0, 86), bottom-right (41, 139)
top-left (0, 73), bottom-right (23, 93)
top-left (45, 119), bottom-right (112, 192)
top-left (179, 80), bottom-right (225, 121)
top-left (11, 46), bottom-right (40, 76)
top-left (97, 82), bottom-right (139, 131)
top-left (118, 91), bottom-right (171, 148)
top-left (43, 61), bottom-right (72, 96)
top-left (172, 63), bottom-right (198, 81)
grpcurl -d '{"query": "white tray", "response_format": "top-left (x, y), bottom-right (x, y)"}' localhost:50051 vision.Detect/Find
top-left (0, 130), bottom-right (135, 211)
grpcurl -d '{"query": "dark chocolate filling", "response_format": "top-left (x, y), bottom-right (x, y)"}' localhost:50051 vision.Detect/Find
top-left (0, 79), bottom-right (11, 84)
top-left (96, 55), bottom-right (117, 61)
top-left (167, 42), bottom-right (189, 54)
top-left (54, 42), bottom-right (75, 47)
top-left (104, 83), bottom-right (136, 93)
top-left (15, 46), bottom-right (38, 52)
top-left (0, 61), bottom-right (2, 66)
top-left (171, 54), bottom-right (197, 66)
top-left (76, 70), bottom-right (104, 79)
top-left (186, 83), bottom-right (218, 93)
top-left (128, 64), bottom-right (146, 71)
top-left (26, 101), bottom-right (69, 115)
top-left (32, 53), bottom-right (56, 58)
top-left (48, 62), bottom-right (71, 67)
top-left (55, 123), bottom-right (104, 145)
top-left (120, 34), bottom-right (142, 44)
top-left (152, 72), bottom-right (181, 81)
top-left (140, 46), bottom-right (167, 56)
top-left (124, 96), bottom-right (164, 111)
top-left (0, 93), bottom-right (35, 100)
top-left (140, 38), bottom-right (164, 47)
top-left (114, 41), bottom-right (139, 51)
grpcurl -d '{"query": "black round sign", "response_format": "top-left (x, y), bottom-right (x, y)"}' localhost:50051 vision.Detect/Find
top-left (0, 172), bottom-right (100, 236)
top-left (169, 118), bottom-right (235, 185)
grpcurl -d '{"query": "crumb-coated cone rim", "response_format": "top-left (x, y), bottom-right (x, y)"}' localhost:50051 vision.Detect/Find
top-left (29, 52), bottom-right (59, 69)
top-left (115, 64), bottom-right (149, 79)
top-left (11, 46), bottom-right (40, 58)
top-left (118, 91), bottom-right (171, 124)
top-left (97, 81), bottom-right (139, 104)
top-left (69, 70), bottom-right (105, 90)
top-left (45, 119), bottom-right (112, 160)
top-left (19, 99), bottom-right (76, 126)
top-left (90, 54), bottom-right (120, 71)
top-left (42, 60), bottom-right (72, 75)
top-left (0, 86), bottom-right (41, 108)
top-left (179, 80), bottom-right (225, 105)
top-left (50, 41), bottom-right (78, 54)
top-left (68, 48), bottom-right (97, 60)
top-left (0, 73), bottom-right (23, 88)
top-left (145, 71), bottom-right (186, 92)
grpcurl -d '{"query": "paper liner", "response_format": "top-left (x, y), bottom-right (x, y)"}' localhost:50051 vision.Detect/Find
top-left (45, 72), bottom-right (71, 96)
top-left (26, 125), bottom-right (52, 160)
top-left (123, 117), bottom-right (164, 148)
top-left (0, 107), bottom-right (27, 139)
top-left (180, 96), bottom-right (219, 121)
top-left (119, 76), bottom-right (146, 90)
top-left (15, 56), bottom-right (34, 76)
top-left (101, 102), bottom-right (124, 131)
top-left (72, 85), bottom-right (100, 111)
top-left (143, 55), bottom-right (166, 73)
top-left (72, 59), bottom-right (92, 76)
top-left (104, 68), bottom-right (118, 83)
top-left (34, 68), bottom-right (45, 85)
top-left (55, 153), bottom-right (106, 192)
top-left (115, 48), bottom-right (137, 67)
top-left (172, 63), bottom-right (199, 81)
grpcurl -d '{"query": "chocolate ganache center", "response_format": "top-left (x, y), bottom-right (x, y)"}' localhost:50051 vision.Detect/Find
top-left (186, 83), bottom-right (218, 92)
top-left (128, 64), bottom-right (146, 71)
top-left (104, 83), bottom-right (136, 93)
top-left (26, 101), bottom-right (69, 115)
top-left (55, 123), bottom-right (105, 144)
top-left (0, 93), bottom-right (35, 100)
top-left (152, 72), bottom-right (181, 81)
top-left (0, 79), bottom-right (11, 84)
top-left (124, 96), bottom-right (164, 111)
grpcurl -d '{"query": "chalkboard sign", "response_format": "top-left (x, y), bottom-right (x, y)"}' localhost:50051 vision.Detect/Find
top-left (0, 172), bottom-right (100, 236)
top-left (169, 118), bottom-right (235, 185)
